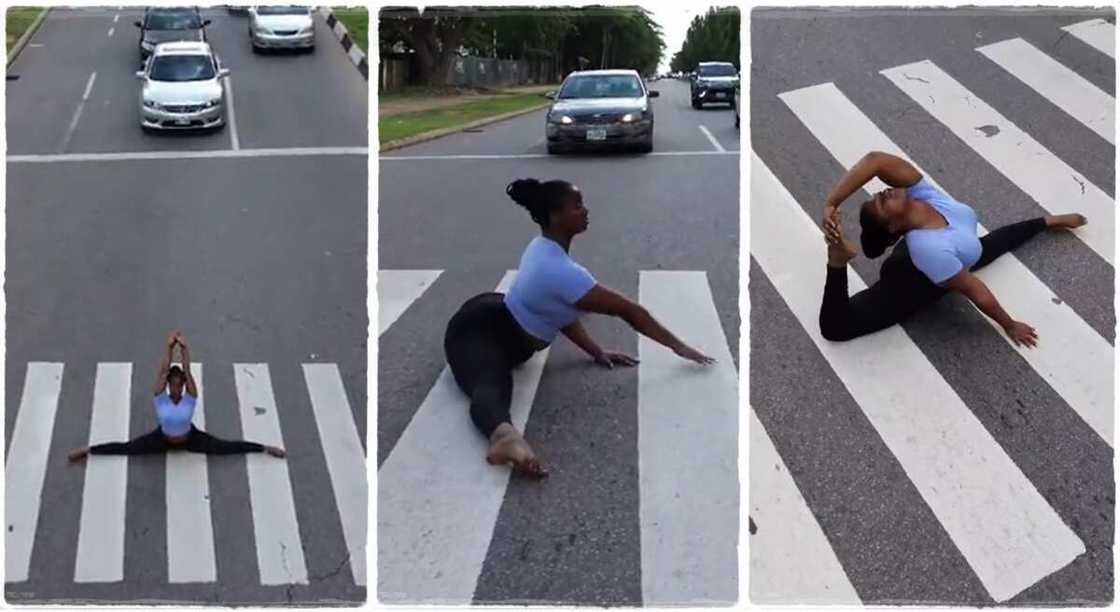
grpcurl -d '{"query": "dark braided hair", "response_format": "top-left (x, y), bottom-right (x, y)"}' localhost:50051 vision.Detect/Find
top-left (506, 178), bottom-right (576, 228)
top-left (859, 201), bottom-right (899, 258)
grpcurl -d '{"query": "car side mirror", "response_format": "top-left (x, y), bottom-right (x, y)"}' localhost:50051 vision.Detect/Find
top-left (218, 68), bottom-right (231, 78)
top-left (134, 20), bottom-right (142, 27)
top-left (544, 91), bottom-right (556, 99)
top-left (648, 90), bottom-right (660, 98)
top-left (135, 70), bottom-right (146, 80)
top-left (203, 19), bottom-right (212, 26)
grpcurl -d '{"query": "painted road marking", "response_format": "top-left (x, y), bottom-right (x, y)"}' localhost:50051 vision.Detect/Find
top-left (378, 270), bottom-right (442, 336)
top-left (303, 363), bottom-right (367, 586)
top-left (978, 37), bottom-right (1114, 144)
top-left (638, 271), bottom-right (738, 604)
top-left (5, 363), bottom-right (65, 582)
top-left (378, 270), bottom-right (550, 604)
top-left (74, 363), bottom-right (131, 583)
top-left (234, 363), bottom-right (308, 585)
top-left (1061, 18), bottom-right (1115, 58)
top-left (166, 362), bottom-right (217, 583)
top-left (751, 151), bottom-right (1084, 602)
top-left (749, 407), bottom-right (860, 604)
top-left (881, 60), bottom-right (1113, 265)
top-left (779, 81), bottom-right (1114, 446)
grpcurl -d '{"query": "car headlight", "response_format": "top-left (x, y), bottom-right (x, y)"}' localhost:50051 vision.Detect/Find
top-left (141, 39), bottom-right (154, 49)
top-left (621, 113), bottom-right (636, 123)
top-left (255, 26), bottom-right (271, 35)
top-left (300, 26), bottom-right (313, 35)
top-left (550, 114), bottom-right (573, 125)
top-left (206, 98), bottom-right (221, 108)
top-left (143, 99), bottom-right (160, 109)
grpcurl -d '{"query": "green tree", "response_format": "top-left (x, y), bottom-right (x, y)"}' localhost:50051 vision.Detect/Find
top-left (670, 6), bottom-right (740, 74)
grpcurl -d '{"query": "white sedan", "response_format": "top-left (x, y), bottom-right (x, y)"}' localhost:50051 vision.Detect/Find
top-left (136, 41), bottom-right (229, 131)
top-left (249, 6), bottom-right (315, 52)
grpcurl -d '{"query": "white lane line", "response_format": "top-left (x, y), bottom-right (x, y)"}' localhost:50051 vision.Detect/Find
top-left (377, 270), bottom-right (442, 336)
top-left (698, 125), bottom-right (726, 152)
top-left (751, 151), bottom-right (1085, 602)
top-left (223, 75), bottom-right (241, 151)
top-left (234, 364), bottom-right (308, 585)
top-left (638, 271), bottom-right (737, 605)
top-left (107, 27), bottom-right (114, 37)
top-left (9, 146), bottom-right (368, 163)
top-left (1061, 18), bottom-right (1115, 58)
top-left (380, 150), bottom-right (739, 161)
top-left (113, 14), bottom-right (119, 23)
top-left (166, 363), bottom-right (216, 583)
top-left (303, 364), bottom-right (367, 586)
top-left (378, 270), bottom-right (549, 604)
top-left (881, 60), bottom-right (1114, 266)
top-left (5, 363), bottom-right (65, 583)
top-left (779, 81), bottom-right (1114, 447)
top-left (59, 71), bottom-right (97, 153)
top-left (978, 38), bottom-right (1114, 144)
top-left (74, 363), bottom-right (131, 583)
top-left (749, 408), bottom-right (860, 604)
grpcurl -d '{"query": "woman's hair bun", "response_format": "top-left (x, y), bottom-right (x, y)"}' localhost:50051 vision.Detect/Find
top-left (506, 178), bottom-right (541, 209)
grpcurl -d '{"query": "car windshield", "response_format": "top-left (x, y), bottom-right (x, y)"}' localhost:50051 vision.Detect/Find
top-left (256, 6), bottom-right (310, 15)
top-left (145, 12), bottom-right (202, 30)
top-left (698, 64), bottom-right (736, 77)
top-left (150, 55), bottom-right (214, 82)
top-left (558, 75), bottom-right (643, 99)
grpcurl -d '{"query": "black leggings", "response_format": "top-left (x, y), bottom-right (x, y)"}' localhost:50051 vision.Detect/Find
top-left (89, 424), bottom-right (265, 455)
top-left (444, 292), bottom-right (543, 438)
top-left (820, 217), bottom-right (1047, 342)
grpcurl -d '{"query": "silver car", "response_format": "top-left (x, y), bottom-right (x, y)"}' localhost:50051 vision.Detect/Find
top-left (249, 6), bottom-right (315, 52)
top-left (545, 69), bottom-right (659, 154)
top-left (136, 41), bottom-right (229, 131)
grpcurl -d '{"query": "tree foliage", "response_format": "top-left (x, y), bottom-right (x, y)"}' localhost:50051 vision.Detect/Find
top-left (669, 7), bottom-right (740, 74)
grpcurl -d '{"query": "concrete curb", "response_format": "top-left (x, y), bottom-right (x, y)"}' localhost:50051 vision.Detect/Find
top-left (380, 99), bottom-right (552, 152)
top-left (319, 7), bottom-right (367, 79)
top-left (7, 7), bottom-right (49, 68)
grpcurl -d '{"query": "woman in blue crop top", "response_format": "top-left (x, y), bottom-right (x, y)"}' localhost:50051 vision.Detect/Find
top-left (819, 151), bottom-right (1087, 346)
top-left (68, 331), bottom-right (286, 462)
top-left (443, 178), bottom-right (716, 479)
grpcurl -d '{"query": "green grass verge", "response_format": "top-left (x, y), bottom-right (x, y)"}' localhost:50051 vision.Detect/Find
top-left (331, 7), bottom-right (367, 54)
top-left (7, 6), bottom-right (44, 54)
top-left (379, 93), bottom-right (548, 144)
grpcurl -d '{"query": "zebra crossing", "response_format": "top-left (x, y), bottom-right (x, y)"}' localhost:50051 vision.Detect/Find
top-left (751, 16), bottom-right (1114, 605)
top-left (5, 360), bottom-right (366, 595)
top-left (376, 268), bottom-right (739, 605)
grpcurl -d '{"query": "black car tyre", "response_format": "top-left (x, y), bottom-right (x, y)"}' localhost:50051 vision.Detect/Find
top-left (547, 143), bottom-right (563, 155)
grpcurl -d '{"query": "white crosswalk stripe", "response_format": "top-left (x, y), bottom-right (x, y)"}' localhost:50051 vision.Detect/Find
top-left (881, 59), bottom-right (1114, 265)
top-left (4, 361), bottom-right (363, 588)
top-left (376, 268), bottom-right (740, 605)
top-left (1061, 18), bottom-right (1115, 58)
top-left (754, 23), bottom-right (1113, 603)
top-left (977, 37), bottom-right (1115, 144)
top-left (378, 269), bottom-right (442, 336)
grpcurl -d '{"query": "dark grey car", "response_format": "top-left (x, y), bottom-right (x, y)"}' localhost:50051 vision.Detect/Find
top-left (135, 7), bottom-right (209, 63)
top-left (545, 69), bottom-right (660, 155)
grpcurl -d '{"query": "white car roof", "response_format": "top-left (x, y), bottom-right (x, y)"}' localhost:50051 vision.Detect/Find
top-left (567, 69), bottom-right (640, 77)
top-left (153, 41), bottom-right (212, 56)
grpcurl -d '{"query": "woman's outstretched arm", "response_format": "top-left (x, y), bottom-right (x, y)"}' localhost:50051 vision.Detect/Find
top-left (576, 285), bottom-right (714, 364)
top-left (154, 331), bottom-right (177, 396)
top-left (824, 151), bottom-right (923, 212)
top-left (943, 270), bottom-right (1038, 348)
top-left (176, 332), bottom-right (199, 398)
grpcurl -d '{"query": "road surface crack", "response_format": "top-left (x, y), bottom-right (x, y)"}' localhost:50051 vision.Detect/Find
top-left (902, 72), bottom-right (929, 84)
top-left (1073, 175), bottom-right (1086, 194)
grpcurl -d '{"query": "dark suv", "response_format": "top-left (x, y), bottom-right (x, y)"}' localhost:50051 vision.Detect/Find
top-left (135, 7), bottom-right (209, 63)
top-left (690, 61), bottom-right (739, 109)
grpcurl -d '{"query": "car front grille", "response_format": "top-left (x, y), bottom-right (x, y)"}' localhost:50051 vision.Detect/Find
top-left (274, 29), bottom-right (299, 36)
top-left (162, 103), bottom-right (208, 113)
top-left (571, 112), bottom-right (628, 125)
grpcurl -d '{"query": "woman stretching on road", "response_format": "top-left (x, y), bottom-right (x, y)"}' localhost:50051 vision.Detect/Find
top-left (444, 178), bottom-right (715, 479)
top-left (68, 331), bottom-right (286, 462)
top-left (820, 151), bottom-right (1087, 346)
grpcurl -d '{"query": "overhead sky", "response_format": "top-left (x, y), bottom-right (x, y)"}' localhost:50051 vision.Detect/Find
top-left (649, 4), bottom-right (714, 73)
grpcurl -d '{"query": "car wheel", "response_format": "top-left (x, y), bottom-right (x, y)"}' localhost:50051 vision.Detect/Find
top-left (546, 143), bottom-right (562, 155)
top-left (637, 139), bottom-right (653, 154)
top-left (692, 98), bottom-right (701, 110)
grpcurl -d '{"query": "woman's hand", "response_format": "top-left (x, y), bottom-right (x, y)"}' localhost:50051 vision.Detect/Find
top-left (823, 205), bottom-right (841, 238)
top-left (594, 351), bottom-right (639, 369)
top-left (1004, 321), bottom-right (1038, 349)
top-left (167, 330), bottom-right (180, 349)
top-left (674, 343), bottom-right (716, 365)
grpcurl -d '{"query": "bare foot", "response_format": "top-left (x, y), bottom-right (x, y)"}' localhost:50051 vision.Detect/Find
top-left (68, 447), bottom-right (90, 463)
top-left (486, 424), bottom-right (548, 479)
top-left (264, 445), bottom-right (287, 458)
top-left (1046, 213), bottom-right (1088, 230)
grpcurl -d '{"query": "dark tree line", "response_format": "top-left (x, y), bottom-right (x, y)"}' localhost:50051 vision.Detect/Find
top-left (380, 6), bottom-right (665, 85)
top-left (669, 7), bottom-right (740, 74)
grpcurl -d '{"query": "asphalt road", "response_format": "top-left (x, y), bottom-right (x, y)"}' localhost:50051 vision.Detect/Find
top-left (751, 7), bottom-right (1114, 605)
top-left (378, 76), bottom-right (740, 605)
top-left (6, 6), bottom-right (367, 605)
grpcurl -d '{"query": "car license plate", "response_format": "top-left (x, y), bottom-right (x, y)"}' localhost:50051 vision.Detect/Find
top-left (715, 92), bottom-right (726, 99)
top-left (174, 118), bottom-right (191, 126)
top-left (586, 128), bottom-right (607, 141)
